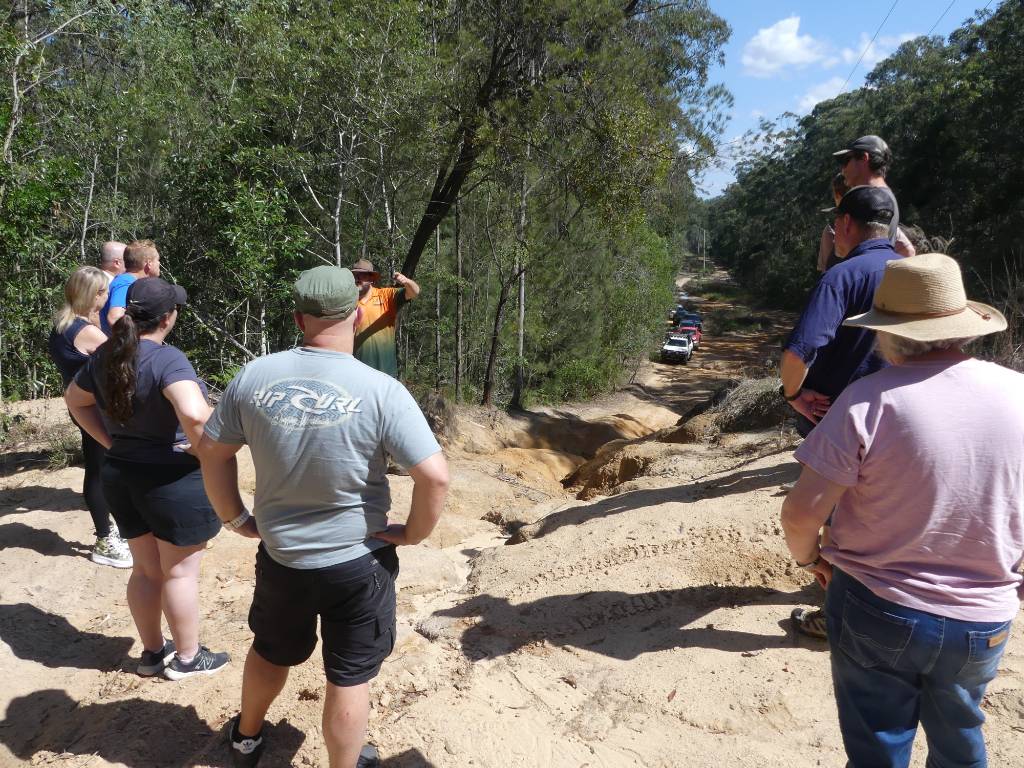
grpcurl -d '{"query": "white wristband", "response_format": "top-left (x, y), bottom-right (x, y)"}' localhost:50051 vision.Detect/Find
top-left (223, 511), bottom-right (251, 530)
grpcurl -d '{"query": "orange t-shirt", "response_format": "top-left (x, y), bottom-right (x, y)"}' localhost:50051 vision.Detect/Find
top-left (354, 286), bottom-right (406, 376)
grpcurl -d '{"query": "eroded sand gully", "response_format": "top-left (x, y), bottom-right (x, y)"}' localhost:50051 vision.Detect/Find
top-left (2, 282), bottom-right (1022, 767)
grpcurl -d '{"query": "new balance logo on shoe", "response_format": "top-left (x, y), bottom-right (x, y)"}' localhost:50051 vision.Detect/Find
top-left (163, 646), bottom-right (230, 681)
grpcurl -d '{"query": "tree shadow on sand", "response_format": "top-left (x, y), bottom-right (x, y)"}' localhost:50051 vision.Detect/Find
top-left (517, 460), bottom-right (798, 542)
top-left (0, 485), bottom-right (89, 516)
top-left (430, 582), bottom-right (823, 661)
top-left (0, 603), bottom-right (134, 671)
top-left (0, 689), bottom-right (304, 767)
top-left (0, 521), bottom-right (91, 559)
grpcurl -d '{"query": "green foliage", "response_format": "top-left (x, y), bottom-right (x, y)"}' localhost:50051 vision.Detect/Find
top-left (2, 0), bottom-right (731, 405)
top-left (707, 1), bottom-right (1024, 361)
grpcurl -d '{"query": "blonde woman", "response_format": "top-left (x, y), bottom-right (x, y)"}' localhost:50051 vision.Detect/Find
top-left (47, 266), bottom-right (132, 568)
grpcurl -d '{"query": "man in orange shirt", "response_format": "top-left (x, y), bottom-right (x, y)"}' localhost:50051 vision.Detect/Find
top-left (351, 259), bottom-right (420, 377)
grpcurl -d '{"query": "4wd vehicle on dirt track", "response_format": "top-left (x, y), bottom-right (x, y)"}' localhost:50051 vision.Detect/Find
top-left (670, 323), bottom-right (701, 349)
top-left (660, 333), bottom-right (694, 363)
top-left (673, 309), bottom-right (702, 329)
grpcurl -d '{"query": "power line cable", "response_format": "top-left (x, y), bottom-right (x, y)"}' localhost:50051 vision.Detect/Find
top-left (836, 0), bottom-right (900, 97)
top-left (926, 1), bottom-right (956, 35)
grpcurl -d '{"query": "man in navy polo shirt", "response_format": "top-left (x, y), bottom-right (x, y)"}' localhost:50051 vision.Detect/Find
top-left (779, 185), bottom-right (900, 640)
top-left (779, 185), bottom-right (899, 437)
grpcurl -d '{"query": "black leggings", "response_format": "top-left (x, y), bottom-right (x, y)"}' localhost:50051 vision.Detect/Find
top-left (79, 427), bottom-right (112, 538)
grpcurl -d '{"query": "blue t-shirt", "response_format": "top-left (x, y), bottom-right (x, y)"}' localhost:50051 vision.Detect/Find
top-left (785, 238), bottom-right (898, 400)
top-left (74, 339), bottom-right (207, 466)
top-left (100, 272), bottom-right (137, 334)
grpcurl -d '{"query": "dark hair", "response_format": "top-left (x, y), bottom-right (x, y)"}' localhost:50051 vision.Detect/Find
top-left (867, 151), bottom-right (891, 178)
top-left (831, 172), bottom-right (849, 199)
top-left (900, 224), bottom-right (929, 253)
top-left (102, 306), bottom-right (164, 424)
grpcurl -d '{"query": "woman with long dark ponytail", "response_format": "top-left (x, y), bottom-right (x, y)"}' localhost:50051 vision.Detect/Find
top-left (48, 266), bottom-right (132, 568)
top-left (66, 275), bottom-right (230, 681)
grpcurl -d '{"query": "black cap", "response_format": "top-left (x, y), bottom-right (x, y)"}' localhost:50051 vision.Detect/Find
top-left (126, 277), bottom-right (187, 321)
top-left (830, 185), bottom-right (895, 225)
top-left (833, 134), bottom-right (891, 161)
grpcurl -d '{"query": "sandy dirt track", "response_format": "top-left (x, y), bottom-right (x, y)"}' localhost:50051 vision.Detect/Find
top-left (2, 281), bottom-right (1022, 767)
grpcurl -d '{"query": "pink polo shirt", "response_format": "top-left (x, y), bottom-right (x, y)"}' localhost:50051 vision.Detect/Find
top-left (795, 356), bottom-right (1024, 622)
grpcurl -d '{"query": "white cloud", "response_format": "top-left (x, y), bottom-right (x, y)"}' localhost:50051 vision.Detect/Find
top-left (742, 17), bottom-right (829, 78)
top-left (798, 77), bottom-right (847, 112)
top-left (750, 109), bottom-right (765, 119)
top-left (840, 33), bottom-right (918, 71)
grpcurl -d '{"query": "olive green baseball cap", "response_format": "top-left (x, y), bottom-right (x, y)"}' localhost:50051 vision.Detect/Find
top-left (293, 266), bottom-right (358, 319)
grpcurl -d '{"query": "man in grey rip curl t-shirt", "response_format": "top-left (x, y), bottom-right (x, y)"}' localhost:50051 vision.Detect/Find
top-left (198, 265), bottom-right (449, 768)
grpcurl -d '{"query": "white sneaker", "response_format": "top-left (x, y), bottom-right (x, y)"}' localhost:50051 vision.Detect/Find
top-left (92, 534), bottom-right (133, 568)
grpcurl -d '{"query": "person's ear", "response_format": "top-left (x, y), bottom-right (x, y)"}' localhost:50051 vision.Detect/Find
top-left (293, 311), bottom-right (305, 332)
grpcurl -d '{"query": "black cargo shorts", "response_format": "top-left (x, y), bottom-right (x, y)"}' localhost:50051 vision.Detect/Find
top-left (248, 543), bottom-right (399, 686)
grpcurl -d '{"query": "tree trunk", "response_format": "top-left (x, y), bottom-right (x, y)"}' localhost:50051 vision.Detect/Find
top-left (481, 280), bottom-right (512, 407)
top-left (454, 202), bottom-right (463, 401)
top-left (510, 156), bottom-right (529, 409)
top-left (434, 227), bottom-right (442, 391)
top-left (80, 154), bottom-right (98, 261)
top-left (333, 130), bottom-right (345, 266)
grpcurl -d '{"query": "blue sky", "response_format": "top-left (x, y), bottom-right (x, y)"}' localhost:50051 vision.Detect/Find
top-left (696, 0), bottom-right (994, 198)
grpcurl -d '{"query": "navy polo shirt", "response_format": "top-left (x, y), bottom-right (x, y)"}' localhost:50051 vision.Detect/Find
top-left (785, 238), bottom-right (898, 400)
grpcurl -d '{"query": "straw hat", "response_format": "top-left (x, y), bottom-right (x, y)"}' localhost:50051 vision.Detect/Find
top-left (844, 253), bottom-right (1006, 341)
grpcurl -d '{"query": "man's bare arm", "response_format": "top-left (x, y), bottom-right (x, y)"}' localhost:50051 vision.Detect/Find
top-left (780, 349), bottom-right (831, 424)
top-left (107, 305), bottom-right (125, 328)
top-left (374, 451), bottom-right (448, 545)
top-left (197, 435), bottom-right (258, 538)
top-left (394, 272), bottom-right (420, 300)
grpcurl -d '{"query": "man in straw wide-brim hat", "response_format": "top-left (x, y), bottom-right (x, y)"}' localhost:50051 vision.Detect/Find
top-left (781, 252), bottom-right (1023, 768)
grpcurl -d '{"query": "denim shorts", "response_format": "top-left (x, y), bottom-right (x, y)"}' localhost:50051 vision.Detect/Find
top-left (248, 544), bottom-right (399, 687)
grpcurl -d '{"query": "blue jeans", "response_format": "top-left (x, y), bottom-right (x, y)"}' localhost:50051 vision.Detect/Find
top-left (825, 568), bottom-right (1012, 768)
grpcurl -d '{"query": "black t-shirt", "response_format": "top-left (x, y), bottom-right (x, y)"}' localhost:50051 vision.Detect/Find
top-left (75, 339), bottom-right (207, 466)
top-left (48, 318), bottom-right (90, 390)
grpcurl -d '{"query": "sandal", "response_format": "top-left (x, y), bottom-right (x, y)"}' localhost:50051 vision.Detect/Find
top-left (791, 607), bottom-right (828, 640)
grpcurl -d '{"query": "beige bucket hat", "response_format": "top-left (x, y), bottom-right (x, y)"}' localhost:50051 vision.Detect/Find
top-left (844, 253), bottom-right (1006, 341)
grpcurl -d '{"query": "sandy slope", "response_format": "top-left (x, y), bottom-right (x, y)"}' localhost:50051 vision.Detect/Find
top-left (2, 285), bottom-right (1022, 767)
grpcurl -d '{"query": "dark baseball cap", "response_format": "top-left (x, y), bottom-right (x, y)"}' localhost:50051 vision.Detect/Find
top-left (126, 277), bottom-right (187, 321)
top-left (827, 185), bottom-right (895, 224)
top-left (293, 265), bottom-right (358, 319)
top-left (833, 134), bottom-right (891, 160)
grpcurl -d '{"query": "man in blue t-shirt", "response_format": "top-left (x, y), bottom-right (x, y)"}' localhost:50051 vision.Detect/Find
top-left (780, 186), bottom-right (900, 437)
top-left (101, 239), bottom-right (161, 333)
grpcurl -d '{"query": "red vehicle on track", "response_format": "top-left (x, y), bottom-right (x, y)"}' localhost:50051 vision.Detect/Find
top-left (671, 323), bottom-right (702, 350)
